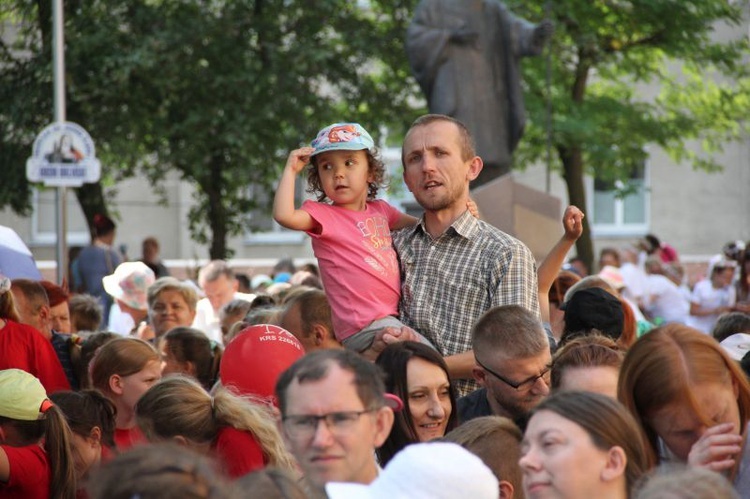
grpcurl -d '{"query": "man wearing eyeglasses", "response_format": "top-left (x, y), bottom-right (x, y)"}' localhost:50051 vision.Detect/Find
top-left (458, 305), bottom-right (551, 429)
top-left (275, 349), bottom-right (395, 497)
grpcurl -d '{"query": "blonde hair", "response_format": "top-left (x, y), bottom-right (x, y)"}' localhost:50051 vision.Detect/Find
top-left (136, 376), bottom-right (296, 472)
top-left (0, 287), bottom-right (21, 322)
top-left (90, 338), bottom-right (160, 394)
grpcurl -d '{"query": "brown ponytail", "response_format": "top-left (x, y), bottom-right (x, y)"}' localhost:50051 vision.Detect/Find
top-left (44, 405), bottom-right (77, 499)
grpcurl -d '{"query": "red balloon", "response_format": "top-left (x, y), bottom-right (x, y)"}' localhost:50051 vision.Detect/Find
top-left (220, 324), bottom-right (305, 405)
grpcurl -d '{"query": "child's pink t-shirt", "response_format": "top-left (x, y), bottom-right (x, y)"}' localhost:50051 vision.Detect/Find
top-left (302, 199), bottom-right (402, 341)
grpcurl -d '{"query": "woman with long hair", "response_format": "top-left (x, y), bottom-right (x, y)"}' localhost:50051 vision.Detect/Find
top-left (136, 376), bottom-right (296, 478)
top-left (375, 341), bottom-right (458, 465)
top-left (619, 324), bottom-right (750, 494)
top-left (520, 391), bottom-right (652, 499)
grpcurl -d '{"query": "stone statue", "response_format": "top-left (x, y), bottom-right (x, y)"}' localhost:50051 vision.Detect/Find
top-left (406, 0), bottom-right (553, 186)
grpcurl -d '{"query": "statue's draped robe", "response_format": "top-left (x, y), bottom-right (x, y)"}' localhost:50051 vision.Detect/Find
top-left (407, 0), bottom-right (542, 181)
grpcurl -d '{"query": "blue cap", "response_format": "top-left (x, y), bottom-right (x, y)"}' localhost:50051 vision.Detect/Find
top-left (310, 123), bottom-right (374, 157)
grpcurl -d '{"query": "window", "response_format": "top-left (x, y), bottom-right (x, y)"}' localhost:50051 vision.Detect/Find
top-left (590, 162), bottom-right (649, 236)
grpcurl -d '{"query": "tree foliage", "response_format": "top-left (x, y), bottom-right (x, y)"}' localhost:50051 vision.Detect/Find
top-left (510, 0), bottom-right (750, 268)
top-left (2, 0), bottom-right (747, 265)
top-left (0, 0), bottom-right (421, 258)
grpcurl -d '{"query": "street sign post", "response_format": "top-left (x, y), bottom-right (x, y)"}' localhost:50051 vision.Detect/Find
top-left (26, 122), bottom-right (101, 187)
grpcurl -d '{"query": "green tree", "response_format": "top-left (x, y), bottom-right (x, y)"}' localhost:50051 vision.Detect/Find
top-left (510, 0), bottom-right (750, 269)
top-left (1, 0), bottom-right (420, 258)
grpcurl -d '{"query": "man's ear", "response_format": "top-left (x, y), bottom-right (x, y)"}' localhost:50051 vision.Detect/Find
top-left (373, 406), bottom-right (395, 448)
top-left (499, 480), bottom-right (515, 499)
top-left (109, 374), bottom-right (124, 395)
top-left (311, 324), bottom-right (328, 346)
top-left (231, 279), bottom-right (239, 293)
top-left (473, 366), bottom-right (487, 386)
top-left (466, 156), bottom-right (483, 182)
top-left (601, 446), bottom-right (627, 482)
top-left (39, 304), bottom-right (51, 326)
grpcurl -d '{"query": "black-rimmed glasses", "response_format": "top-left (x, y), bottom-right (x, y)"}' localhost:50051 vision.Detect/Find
top-left (475, 357), bottom-right (550, 392)
top-left (282, 409), bottom-right (377, 439)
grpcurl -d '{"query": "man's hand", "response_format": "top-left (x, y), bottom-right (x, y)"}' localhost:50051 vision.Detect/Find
top-left (360, 326), bottom-right (421, 361)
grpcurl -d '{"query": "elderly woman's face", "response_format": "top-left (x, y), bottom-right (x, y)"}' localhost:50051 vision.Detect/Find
top-left (150, 289), bottom-right (196, 336)
top-left (520, 410), bottom-right (619, 498)
top-left (50, 301), bottom-right (71, 334)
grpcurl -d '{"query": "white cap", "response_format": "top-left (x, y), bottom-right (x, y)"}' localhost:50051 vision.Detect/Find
top-left (720, 333), bottom-right (750, 361)
top-left (325, 442), bottom-right (499, 499)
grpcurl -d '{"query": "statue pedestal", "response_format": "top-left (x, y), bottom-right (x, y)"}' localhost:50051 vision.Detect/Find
top-left (470, 173), bottom-right (561, 262)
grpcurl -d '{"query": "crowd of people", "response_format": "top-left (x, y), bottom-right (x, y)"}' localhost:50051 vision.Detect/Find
top-left (1, 114), bottom-right (749, 499)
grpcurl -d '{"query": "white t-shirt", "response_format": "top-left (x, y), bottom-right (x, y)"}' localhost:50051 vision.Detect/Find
top-left (686, 279), bottom-right (736, 334)
top-left (620, 262), bottom-right (650, 305)
top-left (191, 292), bottom-right (255, 344)
top-left (645, 274), bottom-right (690, 324)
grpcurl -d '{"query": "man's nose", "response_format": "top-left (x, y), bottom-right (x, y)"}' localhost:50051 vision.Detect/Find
top-left (311, 418), bottom-right (335, 447)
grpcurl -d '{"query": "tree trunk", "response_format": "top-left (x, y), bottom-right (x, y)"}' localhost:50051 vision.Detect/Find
top-left (205, 158), bottom-right (228, 260)
top-left (558, 51), bottom-right (595, 272)
top-left (74, 182), bottom-right (111, 241)
top-left (558, 144), bottom-right (594, 272)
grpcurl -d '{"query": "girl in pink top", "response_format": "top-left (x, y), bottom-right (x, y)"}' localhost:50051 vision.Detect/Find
top-left (273, 123), bottom-right (423, 352)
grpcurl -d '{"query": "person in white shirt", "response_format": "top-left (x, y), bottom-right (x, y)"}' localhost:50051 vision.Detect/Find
top-left (192, 260), bottom-right (254, 344)
top-left (687, 259), bottom-right (737, 334)
top-left (643, 257), bottom-right (689, 325)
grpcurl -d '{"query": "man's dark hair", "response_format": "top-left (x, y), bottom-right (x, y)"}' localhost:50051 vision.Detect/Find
top-left (275, 349), bottom-right (386, 416)
top-left (282, 289), bottom-right (333, 338)
top-left (10, 278), bottom-right (49, 310)
top-left (712, 312), bottom-right (750, 343)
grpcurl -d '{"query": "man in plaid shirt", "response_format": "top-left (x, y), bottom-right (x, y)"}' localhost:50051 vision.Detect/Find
top-left (392, 114), bottom-right (539, 396)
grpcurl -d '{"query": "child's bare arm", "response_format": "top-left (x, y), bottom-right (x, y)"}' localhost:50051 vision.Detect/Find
top-left (538, 205), bottom-right (585, 321)
top-left (273, 147), bottom-right (317, 231)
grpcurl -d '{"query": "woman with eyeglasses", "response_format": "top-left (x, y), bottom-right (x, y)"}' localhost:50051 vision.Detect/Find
top-left (375, 341), bottom-right (458, 465)
top-left (135, 376), bottom-right (296, 478)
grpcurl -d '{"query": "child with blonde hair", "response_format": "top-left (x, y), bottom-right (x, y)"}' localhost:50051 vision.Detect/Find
top-left (136, 376), bottom-right (296, 478)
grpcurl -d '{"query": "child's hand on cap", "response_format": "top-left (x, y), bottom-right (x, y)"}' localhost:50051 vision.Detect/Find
top-left (285, 147), bottom-right (316, 174)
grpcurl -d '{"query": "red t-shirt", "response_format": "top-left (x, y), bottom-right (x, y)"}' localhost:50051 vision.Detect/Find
top-left (114, 427), bottom-right (146, 451)
top-left (0, 444), bottom-right (50, 499)
top-left (0, 320), bottom-right (70, 394)
top-left (212, 426), bottom-right (267, 478)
